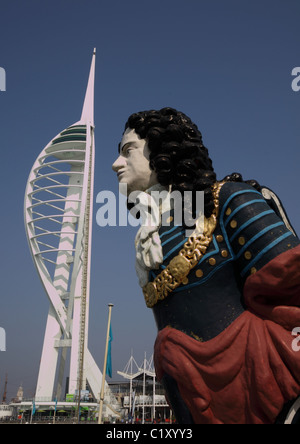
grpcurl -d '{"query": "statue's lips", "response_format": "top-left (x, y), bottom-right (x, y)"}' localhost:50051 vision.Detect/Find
top-left (117, 170), bottom-right (125, 178)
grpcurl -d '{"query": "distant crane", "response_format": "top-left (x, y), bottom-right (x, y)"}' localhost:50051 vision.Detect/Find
top-left (2, 373), bottom-right (7, 404)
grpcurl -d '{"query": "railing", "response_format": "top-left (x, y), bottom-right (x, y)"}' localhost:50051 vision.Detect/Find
top-left (123, 395), bottom-right (168, 407)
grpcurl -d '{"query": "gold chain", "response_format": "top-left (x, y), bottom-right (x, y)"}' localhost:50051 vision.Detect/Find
top-left (143, 181), bottom-right (224, 308)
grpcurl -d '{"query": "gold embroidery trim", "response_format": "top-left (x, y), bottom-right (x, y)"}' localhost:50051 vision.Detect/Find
top-left (143, 181), bottom-right (224, 308)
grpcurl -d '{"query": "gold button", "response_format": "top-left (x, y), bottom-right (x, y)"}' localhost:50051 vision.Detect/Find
top-left (182, 277), bottom-right (189, 285)
top-left (209, 257), bottom-right (216, 266)
top-left (196, 269), bottom-right (203, 278)
top-left (230, 220), bottom-right (237, 229)
top-left (216, 235), bottom-right (223, 243)
top-left (244, 251), bottom-right (252, 260)
top-left (250, 267), bottom-right (257, 275)
top-left (166, 216), bottom-right (173, 224)
top-left (226, 208), bottom-right (232, 216)
top-left (221, 249), bottom-right (228, 258)
top-left (238, 236), bottom-right (246, 246)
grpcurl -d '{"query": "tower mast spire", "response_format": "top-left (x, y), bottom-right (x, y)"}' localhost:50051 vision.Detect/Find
top-left (79, 48), bottom-right (96, 126)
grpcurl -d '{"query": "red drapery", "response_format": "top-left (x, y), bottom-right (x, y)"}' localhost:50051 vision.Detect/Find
top-left (154, 246), bottom-right (300, 424)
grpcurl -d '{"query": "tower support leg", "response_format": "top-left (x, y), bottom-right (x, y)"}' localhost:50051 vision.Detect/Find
top-left (35, 304), bottom-right (62, 401)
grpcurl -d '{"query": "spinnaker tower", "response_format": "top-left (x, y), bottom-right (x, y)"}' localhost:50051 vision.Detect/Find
top-left (24, 49), bottom-right (111, 405)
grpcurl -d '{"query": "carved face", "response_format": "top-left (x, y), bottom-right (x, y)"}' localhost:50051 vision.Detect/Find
top-left (112, 128), bottom-right (158, 195)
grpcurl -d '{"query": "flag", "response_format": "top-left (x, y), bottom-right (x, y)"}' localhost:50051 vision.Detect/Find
top-left (106, 323), bottom-right (113, 378)
top-left (54, 398), bottom-right (58, 413)
top-left (32, 399), bottom-right (36, 416)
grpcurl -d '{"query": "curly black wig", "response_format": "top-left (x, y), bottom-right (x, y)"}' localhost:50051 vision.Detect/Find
top-left (123, 107), bottom-right (261, 220)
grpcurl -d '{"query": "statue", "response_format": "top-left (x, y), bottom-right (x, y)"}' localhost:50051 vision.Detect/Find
top-left (112, 107), bottom-right (300, 424)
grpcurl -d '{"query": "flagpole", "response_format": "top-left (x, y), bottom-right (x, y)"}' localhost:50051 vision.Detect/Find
top-left (53, 397), bottom-right (57, 424)
top-left (98, 303), bottom-right (113, 424)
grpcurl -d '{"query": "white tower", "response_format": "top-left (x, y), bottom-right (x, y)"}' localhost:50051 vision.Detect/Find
top-left (24, 50), bottom-right (105, 402)
top-left (16, 384), bottom-right (24, 402)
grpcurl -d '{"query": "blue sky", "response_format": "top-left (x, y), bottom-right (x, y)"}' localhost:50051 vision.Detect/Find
top-left (0, 0), bottom-right (299, 400)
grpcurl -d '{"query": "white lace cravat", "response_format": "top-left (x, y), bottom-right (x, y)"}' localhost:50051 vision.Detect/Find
top-left (133, 184), bottom-right (173, 287)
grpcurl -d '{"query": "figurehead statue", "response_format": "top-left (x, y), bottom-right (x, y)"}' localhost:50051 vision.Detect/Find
top-left (113, 107), bottom-right (300, 424)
